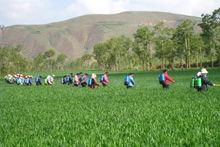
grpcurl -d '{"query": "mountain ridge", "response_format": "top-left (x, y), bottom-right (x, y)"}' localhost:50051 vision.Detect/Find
top-left (0, 11), bottom-right (201, 59)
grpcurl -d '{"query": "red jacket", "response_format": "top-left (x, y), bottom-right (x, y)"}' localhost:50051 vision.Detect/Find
top-left (164, 72), bottom-right (175, 85)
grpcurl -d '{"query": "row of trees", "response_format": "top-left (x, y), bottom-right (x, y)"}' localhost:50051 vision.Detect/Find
top-left (1, 8), bottom-right (219, 74)
top-left (33, 49), bottom-right (67, 72)
top-left (92, 8), bottom-right (220, 70)
top-left (0, 46), bottom-right (28, 75)
top-left (0, 47), bottom-right (67, 75)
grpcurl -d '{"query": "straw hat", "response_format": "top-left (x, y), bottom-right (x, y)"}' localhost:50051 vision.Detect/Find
top-left (201, 68), bottom-right (208, 74)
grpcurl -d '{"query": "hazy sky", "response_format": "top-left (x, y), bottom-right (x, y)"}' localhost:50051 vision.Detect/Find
top-left (0, 0), bottom-right (219, 26)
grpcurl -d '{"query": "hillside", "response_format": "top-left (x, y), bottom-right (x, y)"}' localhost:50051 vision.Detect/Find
top-left (0, 11), bottom-right (200, 59)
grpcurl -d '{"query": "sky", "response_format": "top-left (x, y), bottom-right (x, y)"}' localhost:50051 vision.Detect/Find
top-left (0, 0), bottom-right (219, 26)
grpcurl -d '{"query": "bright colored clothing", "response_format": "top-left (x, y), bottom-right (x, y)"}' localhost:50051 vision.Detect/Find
top-left (103, 74), bottom-right (109, 83)
top-left (128, 76), bottom-right (135, 87)
top-left (46, 75), bottom-right (54, 85)
top-left (5, 74), bottom-right (14, 84)
top-left (164, 72), bottom-right (174, 86)
top-left (24, 78), bottom-right (29, 85)
top-left (196, 74), bottom-right (214, 91)
top-left (89, 74), bottom-right (99, 88)
top-left (74, 75), bottom-right (80, 85)
top-left (35, 76), bottom-right (41, 85)
top-left (28, 78), bottom-right (32, 85)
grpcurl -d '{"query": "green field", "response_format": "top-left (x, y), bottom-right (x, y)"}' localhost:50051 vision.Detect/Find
top-left (0, 69), bottom-right (220, 146)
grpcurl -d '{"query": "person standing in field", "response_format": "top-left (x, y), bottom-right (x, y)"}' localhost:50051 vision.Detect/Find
top-left (74, 73), bottom-right (80, 86)
top-left (194, 68), bottom-right (215, 91)
top-left (4, 74), bottom-right (14, 84)
top-left (124, 73), bottom-right (135, 88)
top-left (24, 75), bottom-right (32, 86)
top-left (88, 73), bottom-right (99, 89)
top-left (35, 75), bottom-right (42, 86)
top-left (100, 72), bottom-right (109, 87)
top-left (16, 74), bottom-right (25, 85)
top-left (68, 73), bottom-right (73, 85)
top-left (24, 75), bottom-right (29, 86)
top-left (45, 75), bottom-right (55, 85)
top-left (62, 75), bottom-right (67, 84)
top-left (80, 73), bottom-right (89, 87)
top-left (158, 69), bottom-right (175, 89)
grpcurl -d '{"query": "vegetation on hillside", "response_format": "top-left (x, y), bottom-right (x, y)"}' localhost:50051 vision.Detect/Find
top-left (0, 11), bottom-right (200, 59)
top-left (0, 8), bottom-right (219, 75)
top-left (92, 8), bottom-right (220, 70)
top-left (0, 47), bottom-right (67, 75)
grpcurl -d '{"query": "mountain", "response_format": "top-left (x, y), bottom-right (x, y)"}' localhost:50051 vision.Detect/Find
top-left (0, 11), bottom-right (201, 59)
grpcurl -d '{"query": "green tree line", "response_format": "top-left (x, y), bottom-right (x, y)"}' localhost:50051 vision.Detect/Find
top-left (0, 47), bottom-right (67, 75)
top-left (0, 8), bottom-right (219, 75)
top-left (92, 8), bottom-right (220, 70)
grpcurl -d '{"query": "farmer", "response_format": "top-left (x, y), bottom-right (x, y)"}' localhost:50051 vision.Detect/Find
top-left (124, 73), bottom-right (135, 88)
top-left (16, 74), bottom-right (25, 85)
top-left (68, 73), bottom-right (74, 85)
top-left (35, 75), bottom-right (42, 86)
top-left (62, 75), bottom-right (67, 84)
top-left (80, 73), bottom-right (89, 87)
top-left (15, 74), bottom-right (21, 85)
top-left (4, 74), bottom-right (14, 84)
top-left (88, 73), bottom-right (99, 89)
top-left (45, 75), bottom-right (55, 85)
top-left (24, 75), bottom-right (29, 86)
top-left (100, 72), bottom-right (109, 87)
top-left (74, 73), bottom-right (80, 86)
top-left (158, 69), bottom-right (175, 89)
top-left (28, 75), bottom-right (33, 86)
top-left (195, 68), bottom-right (215, 91)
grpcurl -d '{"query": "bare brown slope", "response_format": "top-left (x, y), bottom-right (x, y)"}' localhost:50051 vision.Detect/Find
top-left (0, 11), bottom-right (200, 59)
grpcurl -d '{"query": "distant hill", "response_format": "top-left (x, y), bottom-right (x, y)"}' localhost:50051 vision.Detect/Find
top-left (0, 11), bottom-right (201, 59)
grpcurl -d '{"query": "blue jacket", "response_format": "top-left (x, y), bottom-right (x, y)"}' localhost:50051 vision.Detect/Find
top-left (24, 78), bottom-right (29, 84)
top-left (35, 76), bottom-right (41, 83)
top-left (128, 76), bottom-right (135, 87)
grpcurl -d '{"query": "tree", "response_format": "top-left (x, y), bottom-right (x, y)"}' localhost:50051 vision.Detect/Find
top-left (76, 54), bottom-right (94, 69)
top-left (174, 19), bottom-right (195, 68)
top-left (154, 22), bottom-right (175, 69)
top-left (190, 34), bottom-right (204, 68)
top-left (56, 53), bottom-right (66, 70)
top-left (211, 8), bottom-right (220, 66)
top-left (0, 25), bottom-right (6, 45)
top-left (107, 36), bottom-right (132, 70)
top-left (200, 7), bottom-right (220, 67)
top-left (93, 42), bottom-right (110, 69)
top-left (33, 53), bottom-right (45, 71)
top-left (0, 46), bottom-right (28, 75)
top-left (93, 36), bottom-right (132, 70)
top-left (133, 26), bottom-right (154, 70)
top-left (43, 49), bottom-right (56, 71)
top-left (213, 26), bottom-right (220, 65)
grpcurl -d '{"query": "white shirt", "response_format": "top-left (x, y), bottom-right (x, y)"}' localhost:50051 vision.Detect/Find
top-left (46, 75), bottom-right (54, 84)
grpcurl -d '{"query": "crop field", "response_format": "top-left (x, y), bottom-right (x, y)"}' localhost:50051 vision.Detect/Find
top-left (0, 69), bottom-right (220, 146)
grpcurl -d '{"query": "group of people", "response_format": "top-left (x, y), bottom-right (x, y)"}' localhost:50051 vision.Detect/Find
top-left (61, 72), bottom-right (109, 88)
top-left (4, 74), bottom-right (33, 86)
top-left (4, 74), bottom-right (55, 86)
top-left (158, 68), bottom-right (215, 92)
top-left (4, 72), bottom-right (109, 89)
top-left (4, 68), bottom-right (215, 92)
